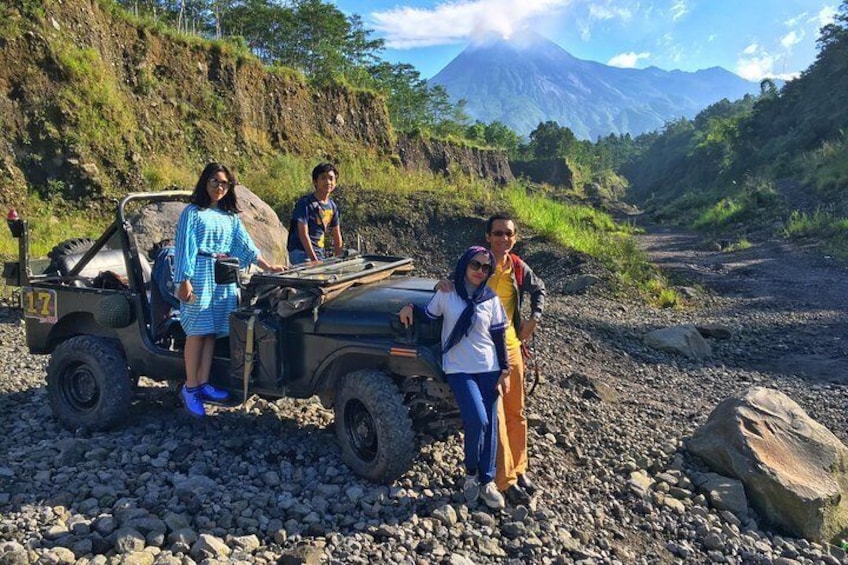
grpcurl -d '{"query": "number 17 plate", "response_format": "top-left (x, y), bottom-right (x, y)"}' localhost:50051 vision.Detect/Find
top-left (23, 287), bottom-right (57, 324)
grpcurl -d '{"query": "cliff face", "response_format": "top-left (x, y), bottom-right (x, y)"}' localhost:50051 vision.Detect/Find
top-left (0, 0), bottom-right (393, 207)
top-left (0, 0), bottom-right (511, 211)
top-left (510, 158), bottom-right (574, 189)
top-left (396, 136), bottom-right (514, 185)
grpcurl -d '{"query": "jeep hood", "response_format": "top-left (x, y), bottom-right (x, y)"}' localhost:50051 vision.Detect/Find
top-left (312, 276), bottom-right (438, 337)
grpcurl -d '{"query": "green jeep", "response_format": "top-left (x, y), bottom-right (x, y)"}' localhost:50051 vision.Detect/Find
top-left (4, 192), bottom-right (456, 482)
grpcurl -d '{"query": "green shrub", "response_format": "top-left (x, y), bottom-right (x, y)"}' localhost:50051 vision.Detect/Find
top-left (724, 238), bottom-right (753, 252)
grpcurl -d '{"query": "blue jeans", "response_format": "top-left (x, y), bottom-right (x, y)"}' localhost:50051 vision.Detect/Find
top-left (288, 248), bottom-right (325, 265)
top-left (447, 371), bottom-right (501, 484)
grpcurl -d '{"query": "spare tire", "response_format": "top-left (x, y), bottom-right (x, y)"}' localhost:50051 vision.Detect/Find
top-left (46, 238), bottom-right (96, 275)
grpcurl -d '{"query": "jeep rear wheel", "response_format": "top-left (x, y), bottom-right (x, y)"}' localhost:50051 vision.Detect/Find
top-left (47, 336), bottom-right (132, 430)
top-left (335, 370), bottom-right (414, 483)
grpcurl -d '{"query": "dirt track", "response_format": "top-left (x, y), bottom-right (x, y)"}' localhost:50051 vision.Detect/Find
top-left (637, 225), bottom-right (848, 384)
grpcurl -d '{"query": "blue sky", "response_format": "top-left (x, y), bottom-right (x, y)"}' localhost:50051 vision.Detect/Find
top-left (334, 0), bottom-right (838, 80)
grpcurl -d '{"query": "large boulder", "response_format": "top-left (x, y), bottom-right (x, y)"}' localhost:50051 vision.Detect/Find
top-left (688, 386), bottom-right (848, 542)
top-left (643, 324), bottom-right (711, 359)
top-left (130, 186), bottom-right (288, 266)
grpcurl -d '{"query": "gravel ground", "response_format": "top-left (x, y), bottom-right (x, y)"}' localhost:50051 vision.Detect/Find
top-left (2, 227), bottom-right (848, 564)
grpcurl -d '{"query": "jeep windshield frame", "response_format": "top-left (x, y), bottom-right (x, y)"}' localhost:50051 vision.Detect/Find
top-left (118, 191), bottom-right (191, 293)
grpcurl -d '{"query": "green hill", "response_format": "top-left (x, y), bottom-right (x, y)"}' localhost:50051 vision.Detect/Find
top-left (620, 1), bottom-right (848, 256)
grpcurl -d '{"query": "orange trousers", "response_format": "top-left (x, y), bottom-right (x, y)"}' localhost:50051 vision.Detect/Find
top-left (495, 345), bottom-right (527, 491)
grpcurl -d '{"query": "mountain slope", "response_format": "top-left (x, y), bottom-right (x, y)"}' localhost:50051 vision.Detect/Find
top-left (430, 33), bottom-right (760, 139)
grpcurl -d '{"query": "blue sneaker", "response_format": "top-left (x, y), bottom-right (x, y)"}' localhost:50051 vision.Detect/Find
top-left (198, 382), bottom-right (230, 402)
top-left (180, 386), bottom-right (205, 418)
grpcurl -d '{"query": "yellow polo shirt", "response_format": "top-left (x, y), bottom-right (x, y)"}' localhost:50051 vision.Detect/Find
top-left (488, 261), bottom-right (521, 349)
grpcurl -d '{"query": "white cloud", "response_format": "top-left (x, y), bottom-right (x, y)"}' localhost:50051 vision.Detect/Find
top-left (371, 0), bottom-right (574, 48)
top-left (736, 54), bottom-right (775, 81)
top-left (735, 44), bottom-right (798, 81)
top-left (578, 20), bottom-right (592, 41)
top-left (608, 51), bottom-right (651, 68)
top-left (814, 5), bottom-right (837, 27)
top-left (654, 33), bottom-right (684, 64)
top-left (670, 0), bottom-right (688, 21)
top-left (784, 12), bottom-right (807, 27)
top-left (588, 3), bottom-right (633, 21)
top-left (780, 30), bottom-right (803, 48)
top-left (370, 0), bottom-right (648, 49)
top-left (735, 42), bottom-right (774, 81)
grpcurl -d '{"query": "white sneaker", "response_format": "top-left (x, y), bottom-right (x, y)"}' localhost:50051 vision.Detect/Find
top-left (480, 481), bottom-right (505, 510)
top-left (463, 475), bottom-right (480, 502)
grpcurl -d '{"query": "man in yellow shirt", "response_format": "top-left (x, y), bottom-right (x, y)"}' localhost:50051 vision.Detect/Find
top-left (485, 212), bottom-right (546, 506)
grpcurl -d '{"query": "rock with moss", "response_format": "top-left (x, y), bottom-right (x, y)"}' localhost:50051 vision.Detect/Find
top-left (688, 386), bottom-right (848, 543)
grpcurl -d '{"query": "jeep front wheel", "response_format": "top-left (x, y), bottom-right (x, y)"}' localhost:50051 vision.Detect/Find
top-left (47, 336), bottom-right (132, 430)
top-left (334, 370), bottom-right (414, 483)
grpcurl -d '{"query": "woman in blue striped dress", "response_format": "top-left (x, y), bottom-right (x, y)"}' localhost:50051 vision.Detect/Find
top-left (173, 163), bottom-right (284, 417)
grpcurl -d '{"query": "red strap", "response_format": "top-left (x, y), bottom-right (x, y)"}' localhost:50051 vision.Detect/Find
top-left (510, 253), bottom-right (524, 287)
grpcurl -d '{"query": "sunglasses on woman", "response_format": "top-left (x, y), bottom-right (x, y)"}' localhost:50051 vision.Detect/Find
top-left (467, 259), bottom-right (492, 275)
top-left (209, 178), bottom-right (232, 190)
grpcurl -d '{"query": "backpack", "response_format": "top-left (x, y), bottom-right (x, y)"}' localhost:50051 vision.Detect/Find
top-left (152, 245), bottom-right (179, 310)
top-left (510, 253), bottom-right (525, 288)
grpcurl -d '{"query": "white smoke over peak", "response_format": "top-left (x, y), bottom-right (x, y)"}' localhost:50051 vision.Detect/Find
top-left (371, 0), bottom-right (573, 49)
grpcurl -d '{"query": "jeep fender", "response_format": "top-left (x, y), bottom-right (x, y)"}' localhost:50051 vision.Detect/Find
top-left (313, 345), bottom-right (443, 407)
top-left (43, 312), bottom-right (120, 353)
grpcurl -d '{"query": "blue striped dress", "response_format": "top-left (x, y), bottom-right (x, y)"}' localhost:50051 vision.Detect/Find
top-left (173, 205), bottom-right (259, 337)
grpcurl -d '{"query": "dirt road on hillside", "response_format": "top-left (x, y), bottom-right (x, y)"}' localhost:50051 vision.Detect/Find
top-left (637, 225), bottom-right (848, 384)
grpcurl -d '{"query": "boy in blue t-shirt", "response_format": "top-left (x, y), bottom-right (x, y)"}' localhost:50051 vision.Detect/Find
top-left (287, 163), bottom-right (343, 264)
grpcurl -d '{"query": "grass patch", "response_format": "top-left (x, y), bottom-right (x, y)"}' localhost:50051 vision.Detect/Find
top-left (784, 210), bottom-right (848, 258)
top-left (693, 197), bottom-right (745, 229)
top-left (0, 197), bottom-right (111, 259)
top-left (237, 153), bottom-right (496, 219)
top-left (142, 157), bottom-right (197, 191)
top-left (691, 178), bottom-right (779, 231)
top-left (724, 238), bottom-right (753, 252)
top-left (800, 137), bottom-right (848, 196)
top-left (0, 1), bottom-right (44, 39)
top-left (505, 185), bottom-right (679, 306)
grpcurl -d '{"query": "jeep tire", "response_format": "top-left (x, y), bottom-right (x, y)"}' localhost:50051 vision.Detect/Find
top-left (46, 237), bottom-right (96, 275)
top-left (47, 336), bottom-right (132, 430)
top-left (335, 370), bottom-right (414, 483)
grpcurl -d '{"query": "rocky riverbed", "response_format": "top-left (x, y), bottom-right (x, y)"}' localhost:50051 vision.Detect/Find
top-left (2, 227), bottom-right (848, 564)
